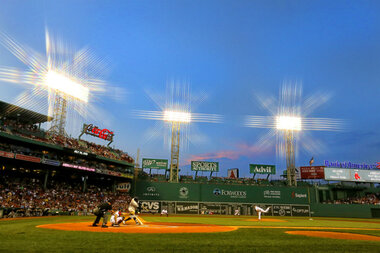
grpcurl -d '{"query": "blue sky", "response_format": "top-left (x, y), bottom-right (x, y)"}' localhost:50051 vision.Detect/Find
top-left (1, 0), bottom-right (380, 178)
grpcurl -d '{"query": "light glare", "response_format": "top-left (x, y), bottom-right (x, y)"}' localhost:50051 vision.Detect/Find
top-left (276, 116), bottom-right (302, 131)
top-left (44, 70), bottom-right (89, 103)
top-left (164, 110), bottom-right (191, 123)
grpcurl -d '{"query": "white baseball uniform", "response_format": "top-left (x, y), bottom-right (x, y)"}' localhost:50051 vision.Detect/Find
top-left (254, 206), bottom-right (271, 220)
top-left (110, 211), bottom-right (124, 226)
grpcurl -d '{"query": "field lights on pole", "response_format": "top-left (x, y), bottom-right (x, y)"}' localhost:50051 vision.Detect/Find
top-left (276, 116), bottom-right (302, 131)
top-left (44, 70), bottom-right (89, 103)
top-left (276, 115), bottom-right (302, 186)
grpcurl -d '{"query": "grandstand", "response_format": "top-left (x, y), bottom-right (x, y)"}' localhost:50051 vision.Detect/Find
top-left (0, 101), bottom-right (134, 218)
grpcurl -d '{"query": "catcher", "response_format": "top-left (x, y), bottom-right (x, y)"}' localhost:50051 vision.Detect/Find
top-left (110, 210), bottom-right (125, 227)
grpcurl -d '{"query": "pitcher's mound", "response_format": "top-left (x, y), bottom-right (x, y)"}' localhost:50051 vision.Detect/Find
top-left (37, 222), bottom-right (237, 234)
top-left (246, 218), bottom-right (287, 222)
top-left (286, 231), bottom-right (380, 241)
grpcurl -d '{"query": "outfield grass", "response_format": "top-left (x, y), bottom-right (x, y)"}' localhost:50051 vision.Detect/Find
top-left (0, 215), bottom-right (379, 253)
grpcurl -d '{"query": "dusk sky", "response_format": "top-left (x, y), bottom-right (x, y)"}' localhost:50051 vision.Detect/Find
top-left (1, 1), bottom-right (380, 179)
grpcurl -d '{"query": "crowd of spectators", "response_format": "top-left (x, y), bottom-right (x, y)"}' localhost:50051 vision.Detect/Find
top-left (0, 142), bottom-right (132, 174)
top-left (323, 193), bottom-right (380, 205)
top-left (0, 175), bottom-right (131, 218)
top-left (0, 117), bottom-right (134, 164)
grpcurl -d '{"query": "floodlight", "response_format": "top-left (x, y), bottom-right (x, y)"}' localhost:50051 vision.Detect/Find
top-left (163, 110), bottom-right (191, 123)
top-left (276, 116), bottom-right (302, 131)
top-left (44, 70), bottom-right (89, 103)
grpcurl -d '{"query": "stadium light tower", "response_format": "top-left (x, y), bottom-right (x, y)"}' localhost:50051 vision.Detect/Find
top-left (133, 84), bottom-right (222, 182)
top-left (0, 30), bottom-right (108, 137)
top-left (44, 70), bottom-right (89, 136)
top-left (245, 84), bottom-right (343, 186)
top-left (164, 110), bottom-right (191, 182)
top-left (276, 116), bottom-right (302, 186)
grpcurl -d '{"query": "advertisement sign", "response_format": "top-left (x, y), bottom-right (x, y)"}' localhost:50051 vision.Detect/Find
top-left (74, 150), bottom-right (88, 156)
top-left (263, 190), bottom-right (281, 199)
top-left (291, 205), bottom-right (310, 216)
top-left (213, 187), bottom-right (247, 199)
top-left (351, 169), bottom-right (380, 183)
top-left (227, 168), bottom-right (239, 178)
top-left (81, 123), bottom-right (114, 141)
top-left (62, 163), bottom-right (95, 172)
top-left (0, 151), bottom-right (14, 159)
top-left (176, 202), bottom-right (199, 214)
top-left (140, 201), bottom-right (161, 214)
top-left (324, 168), bottom-right (351, 181)
top-left (142, 158), bottom-right (168, 170)
top-left (136, 182), bottom-right (200, 201)
top-left (300, 166), bottom-right (325, 179)
top-left (15, 154), bottom-right (41, 163)
top-left (199, 203), bottom-right (222, 215)
top-left (250, 164), bottom-right (276, 174)
top-left (273, 205), bottom-right (291, 216)
top-left (324, 160), bottom-right (377, 170)
top-left (41, 159), bottom-right (61, 166)
top-left (325, 168), bottom-right (380, 183)
top-left (191, 161), bottom-right (219, 172)
top-left (116, 182), bottom-right (131, 192)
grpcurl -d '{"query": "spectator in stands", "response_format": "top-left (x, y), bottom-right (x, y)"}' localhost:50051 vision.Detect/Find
top-left (0, 175), bottom-right (130, 218)
top-left (0, 119), bottom-right (134, 164)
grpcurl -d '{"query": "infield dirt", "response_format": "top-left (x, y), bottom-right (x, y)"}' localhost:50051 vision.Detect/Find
top-left (37, 221), bottom-right (238, 234)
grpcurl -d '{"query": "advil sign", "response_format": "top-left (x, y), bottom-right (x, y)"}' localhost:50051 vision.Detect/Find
top-left (250, 164), bottom-right (276, 174)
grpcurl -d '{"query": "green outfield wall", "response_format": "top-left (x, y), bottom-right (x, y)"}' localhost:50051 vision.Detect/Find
top-left (135, 181), bottom-right (380, 218)
top-left (136, 181), bottom-right (311, 204)
top-left (310, 203), bottom-right (380, 218)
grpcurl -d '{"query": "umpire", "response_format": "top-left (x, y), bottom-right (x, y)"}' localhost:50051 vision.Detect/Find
top-left (92, 201), bottom-right (112, 228)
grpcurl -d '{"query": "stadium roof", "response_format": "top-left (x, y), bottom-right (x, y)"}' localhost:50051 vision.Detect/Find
top-left (0, 100), bottom-right (52, 124)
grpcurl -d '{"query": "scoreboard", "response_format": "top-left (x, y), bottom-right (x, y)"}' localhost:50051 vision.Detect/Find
top-left (324, 168), bottom-right (380, 183)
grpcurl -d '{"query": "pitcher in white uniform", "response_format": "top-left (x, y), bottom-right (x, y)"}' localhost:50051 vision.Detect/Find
top-left (254, 205), bottom-right (271, 220)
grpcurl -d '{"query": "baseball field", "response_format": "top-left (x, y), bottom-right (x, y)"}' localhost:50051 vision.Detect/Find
top-left (1, 215), bottom-right (380, 252)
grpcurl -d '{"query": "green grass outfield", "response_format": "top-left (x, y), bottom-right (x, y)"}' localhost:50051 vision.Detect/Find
top-left (0, 215), bottom-right (379, 253)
